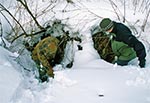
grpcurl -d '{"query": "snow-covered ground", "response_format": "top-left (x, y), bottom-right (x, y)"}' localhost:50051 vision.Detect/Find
top-left (0, 39), bottom-right (150, 103)
top-left (0, 46), bottom-right (21, 103)
top-left (1, 0), bottom-right (150, 103)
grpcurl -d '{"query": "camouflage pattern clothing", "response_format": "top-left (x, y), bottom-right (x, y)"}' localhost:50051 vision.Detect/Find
top-left (31, 36), bottom-right (60, 79)
top-left (92, 32), bottom-right (115, 63)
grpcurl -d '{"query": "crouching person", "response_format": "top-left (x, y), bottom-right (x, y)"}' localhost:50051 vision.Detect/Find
top-left (31, 36), bottom-right (61, 82)
top-left (99, 18), bottom-right (146, 68)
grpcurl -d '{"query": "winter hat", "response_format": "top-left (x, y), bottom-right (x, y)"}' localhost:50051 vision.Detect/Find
top-left (99, 18), bottom-right (114, 31)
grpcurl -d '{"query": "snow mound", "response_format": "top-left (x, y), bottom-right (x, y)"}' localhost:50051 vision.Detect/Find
top-left (0, 46), bottom-right (22, 103)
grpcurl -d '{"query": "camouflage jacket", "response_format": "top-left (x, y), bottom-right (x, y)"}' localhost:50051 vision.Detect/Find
top-left (31, 36), bottom-right (60, 77)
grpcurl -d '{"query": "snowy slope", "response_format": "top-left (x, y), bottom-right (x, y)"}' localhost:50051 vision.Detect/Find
top-left (0, 46), bottom-right (21, 103)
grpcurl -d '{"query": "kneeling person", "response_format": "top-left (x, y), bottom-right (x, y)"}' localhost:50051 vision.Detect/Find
top-left (31, 36), bottom-right (60, 82)
top-left (99, 18), bottom-right (146, 68)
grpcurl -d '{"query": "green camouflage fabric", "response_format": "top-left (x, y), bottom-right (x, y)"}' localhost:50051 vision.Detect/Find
top-left (31, 36), bottom-right (60, 78)
top-left (92, 32), bottom-right (115, 63)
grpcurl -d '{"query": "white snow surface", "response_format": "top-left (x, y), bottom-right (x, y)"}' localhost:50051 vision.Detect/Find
top-left (0, 0), bottom-right (150, 103)
top-left (0, 40), bottom-right (150, 103)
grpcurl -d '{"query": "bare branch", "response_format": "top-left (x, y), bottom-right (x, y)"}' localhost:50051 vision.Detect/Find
top-left (77, 1), bottom-right (103, 18)
top-left (123, 0), bottom-right (126, 23)
top-left (17, 0), bottom-right (44, 30)
top-left (0, 20), bottom-right (6, 47)
top-left (141, 9), bottom-right (150, 32)
top-left (11, 28), bottom-right (46, 43)
top-left (0, 3), bottom-right (27, 35)
top-left (109, 0), bottom-right (121, 21)
top-left (0, 11), bottom-right (15, 33)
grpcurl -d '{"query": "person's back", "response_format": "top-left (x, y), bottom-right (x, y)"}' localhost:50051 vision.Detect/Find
top-left (31, 36), bottom-right (60, 80)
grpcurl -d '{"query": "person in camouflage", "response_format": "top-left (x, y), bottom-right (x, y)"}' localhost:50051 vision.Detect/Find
top-left (31, 36), bottom-right (60, 81)
top-left (92, 32), bottom-right (115, 63)
top-left (99, 18), bottom-right (146, 68)
top-left (25, 32), bottom-right (82, 82)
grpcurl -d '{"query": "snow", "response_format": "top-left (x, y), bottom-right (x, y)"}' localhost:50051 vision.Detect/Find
top-left (0, 47), bottom-right (21, 103)
top-left (1, 40), bottom-right (150, 103)
top-left (0, 0), bottom-right (150, 103)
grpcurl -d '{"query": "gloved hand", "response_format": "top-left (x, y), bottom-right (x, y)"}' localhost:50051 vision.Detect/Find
top-left (66, 61), bottom-right (73, 68)
top-left (77, 45), bottom-right (83, 50)
top-left (139, 59), bottom-right (146, 68)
